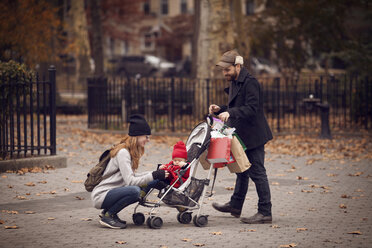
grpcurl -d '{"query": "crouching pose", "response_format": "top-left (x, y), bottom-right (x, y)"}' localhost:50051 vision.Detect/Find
top-left (91, 114), bottom-right (168, 229)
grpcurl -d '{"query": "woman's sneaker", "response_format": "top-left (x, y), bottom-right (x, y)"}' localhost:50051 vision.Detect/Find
top-left (99, 210), bottom-right (126, 224)
top-left (99, 213), bottom-right (127, 229)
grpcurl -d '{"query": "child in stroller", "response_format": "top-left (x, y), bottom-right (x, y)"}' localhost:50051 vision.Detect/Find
top-left (140, 141), bottom-right (190, 197)
top-left (132, 121), bottom-right (212, 229)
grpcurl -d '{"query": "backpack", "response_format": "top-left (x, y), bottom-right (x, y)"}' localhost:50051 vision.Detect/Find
top-left (84, 149), bottom-right (111, 192)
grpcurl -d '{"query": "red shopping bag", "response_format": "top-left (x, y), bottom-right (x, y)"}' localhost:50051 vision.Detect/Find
top-left (207, 137), bottom-right (231, 164)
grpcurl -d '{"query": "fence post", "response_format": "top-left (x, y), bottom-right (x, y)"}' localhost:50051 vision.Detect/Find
top-left (48, 65), bottom-right (56, 155)
top-left (275, 77), bottom-right (281, 132)
top-left (170, 78), bottom-right (175, 132)
top-left (365, 76), bottom-right (369, 129)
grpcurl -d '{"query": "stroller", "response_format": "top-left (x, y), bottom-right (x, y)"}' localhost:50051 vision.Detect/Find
top-left (132, 121), bottom-right (214, 229)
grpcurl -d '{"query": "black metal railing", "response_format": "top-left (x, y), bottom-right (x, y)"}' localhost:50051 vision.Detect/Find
top-left (87, 74), bottom-right (371, 133)
top-left (0, 66), bottom-right (56, 160)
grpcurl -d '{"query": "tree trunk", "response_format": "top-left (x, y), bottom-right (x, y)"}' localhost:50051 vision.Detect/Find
top-left (193, 0), bottom-right (236, 118)
top-left (88, 0), bottom-right (104, 77)
top-left (70, 0), bottom-right (91, 91)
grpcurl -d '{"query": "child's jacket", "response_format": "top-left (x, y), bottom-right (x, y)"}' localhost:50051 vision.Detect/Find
top-left (161, 161), bottom-right (190, 188)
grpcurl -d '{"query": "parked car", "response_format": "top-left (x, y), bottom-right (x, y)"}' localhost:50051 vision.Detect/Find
top-left (250, 57), bottom-right (279, 75)
top-left (108, 55), bottom-right (176, 77)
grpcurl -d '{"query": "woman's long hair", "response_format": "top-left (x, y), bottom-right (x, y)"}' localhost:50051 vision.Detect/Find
top-left (110, 135), bottom-right (144, 171)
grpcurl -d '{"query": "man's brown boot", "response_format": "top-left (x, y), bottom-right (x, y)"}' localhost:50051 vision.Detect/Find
top-left (212, 202), bottom-right (241, 218)
top-left (241, 212), bottom-right (272, 224)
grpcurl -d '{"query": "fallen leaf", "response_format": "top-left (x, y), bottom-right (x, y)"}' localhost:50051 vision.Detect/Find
top-left (296, 228), bottom-right (308, 232)
top-left (160, 246), bottom-right (168, 248)
top-left (347, 231), bottom-right (362, 235)
top-left (210, 231), bottom-right (222, 235)
top-left (47, 217), bottom-right (55, 220)
top-left (75, 196), bottom-right (85, 200)
top-left (279, 243), bottom-right (297, 248)
top-left (355, 189), bottom-right (364, 192)
top-left (71, 180), bottom-right (83, 183)
top-left (288, 192), bottom-right (294, 194)
top-left (16, 196), bottom-right (27, 200)
top-left (0, 220), bottom-right (4, 224)
top-left (64, 188), bottom-right (70, 191)
top-left (301, 189), bottom-right (313, 193)
top-left (2, 175), bottom-right (8, 178)
top-left (327, 173), bottom-right (338, 177)
top-left (225, 187), bottom-right (234, 190)
top-left (24, 211), bottom-right (35, 214)
top-left (272, 182), bottom-right (280, 185)
top-left (7, 185), bottom-right (13, 188)
top-left (181, 238), bottom-right (192, 242)
top-left (339, 204), bottom-right (347, 209)
top-left (2, 210), bottom-right (18, 214)
top-left (193, 244), bottom-right (205, 247)
top-left (271, 225), bottom-right (280, 228)
top-left (25, 182), bottom-right (35, 186)
top-left (341, 194), bottom-right (351, 198)
top-left (348, 172), bottom-right (363, 177)
top-left (308, 208), bottom-right (316, 211)
top-left (81, 218), bottom-right (92, 221)
top-left (4, 225), bottom-right (18, 229)
top-left (247, 229), bottom-right (257, 232)
top-left (115, 241), bottom-right (127, 244)
top-left (38, 181), bottom-right (47, 184)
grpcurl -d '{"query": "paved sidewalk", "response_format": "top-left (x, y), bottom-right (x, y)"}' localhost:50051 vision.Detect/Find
top-left (0, 116), bottom-right (371, 248)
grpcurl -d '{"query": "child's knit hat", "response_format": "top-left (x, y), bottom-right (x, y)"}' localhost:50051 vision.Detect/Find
top-left (172, 141), bottom-right (187, 159)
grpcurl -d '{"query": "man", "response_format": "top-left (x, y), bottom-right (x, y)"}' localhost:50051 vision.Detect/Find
top-left (209, 49), bottom-right (273, 224)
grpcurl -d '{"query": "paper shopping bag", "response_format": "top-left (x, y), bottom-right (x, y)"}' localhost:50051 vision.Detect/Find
top-left (207, 137), bottom-right (231, 164)
top-left (227, 136), bottom-right (251, 173)
top-left (199, 149), bottom-right (211, 170)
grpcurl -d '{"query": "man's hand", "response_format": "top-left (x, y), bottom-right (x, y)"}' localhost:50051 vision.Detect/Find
top-left (218, 112), bottom-right (230, 122)
top-left (209, 104), bottom-right (220, 115)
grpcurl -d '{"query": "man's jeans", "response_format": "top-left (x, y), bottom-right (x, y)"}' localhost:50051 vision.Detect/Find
top-left (230, 145), bottom-right (272, 216)
top-left (101, 186), bottom-right (140, 215)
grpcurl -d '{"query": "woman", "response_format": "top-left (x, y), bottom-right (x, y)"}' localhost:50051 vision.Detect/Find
top-left (91, 114), bottom-right (168, 229)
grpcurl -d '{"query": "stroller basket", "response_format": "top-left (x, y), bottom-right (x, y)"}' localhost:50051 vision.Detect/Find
top-left (158, 177), bottom-right (207, 207)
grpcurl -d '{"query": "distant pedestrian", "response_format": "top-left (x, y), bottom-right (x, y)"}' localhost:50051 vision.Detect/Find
top-left (91, 114), bottom-right (169, 229)
top-left (209, 49), bottom-right (273, 224)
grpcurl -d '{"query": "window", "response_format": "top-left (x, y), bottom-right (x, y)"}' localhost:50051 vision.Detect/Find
top-left (144, 34), bottom-right (152, 48)
top-left (143, 1), bottom-right (150, 15)
top-left (161, 0), bottom-right (168, 15)
top-left (246, 0), bottom-right (255, 15)
top-left (181, 0), bottom-right (187, 14)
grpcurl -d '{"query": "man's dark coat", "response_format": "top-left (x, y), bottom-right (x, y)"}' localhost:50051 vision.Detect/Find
top-left (215, 67), bottom-right (273, 150)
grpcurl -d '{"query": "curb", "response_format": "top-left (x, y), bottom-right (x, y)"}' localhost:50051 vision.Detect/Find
top-left (0, 155), bottom-right (67, 173)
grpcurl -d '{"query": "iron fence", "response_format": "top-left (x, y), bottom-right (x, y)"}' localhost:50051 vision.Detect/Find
top-left (0, 66), bottom-right (56, 160)
top-left (87, 74), bottom-right (371, 133)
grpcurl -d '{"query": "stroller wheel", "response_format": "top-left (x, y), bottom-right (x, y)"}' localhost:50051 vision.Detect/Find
top-left (177, 212), bottom-right (192, 224)
top-left (132, 213), bottom-right (145, 225)
top-left (193, 215), bottom-right (208, 227)
top-left (147, 216), bottom-right (163, 229)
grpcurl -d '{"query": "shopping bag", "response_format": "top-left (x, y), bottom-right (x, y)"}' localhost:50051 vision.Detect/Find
top-left (227, 135), bottom-right (251, 173)
top-left (199, 149), bottom-right (211, 170)
top-left (207, 137), bottom-right (231, 164)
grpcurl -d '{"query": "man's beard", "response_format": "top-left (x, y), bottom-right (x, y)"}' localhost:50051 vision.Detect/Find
top-left (225, 71), bottom-right (237, 81)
